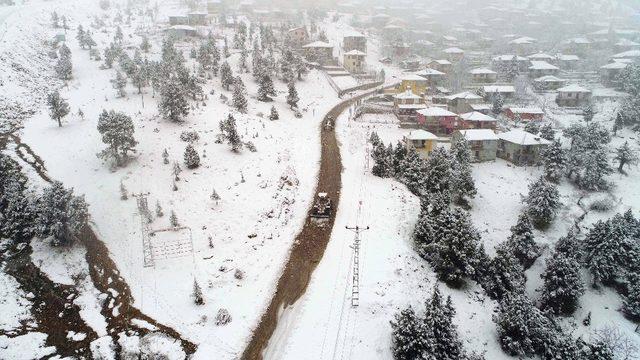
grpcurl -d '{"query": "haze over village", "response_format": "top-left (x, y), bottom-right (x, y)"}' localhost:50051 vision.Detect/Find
top-left (1, 0), bottom-right (640, 359)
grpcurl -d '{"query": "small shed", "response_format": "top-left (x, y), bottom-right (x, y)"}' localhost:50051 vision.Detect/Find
top-left (404, 130), bottom-right (439, 158)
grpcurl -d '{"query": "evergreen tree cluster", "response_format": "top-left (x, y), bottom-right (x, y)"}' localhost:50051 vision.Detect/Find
top-left (55, 43), bottom-right (73, 80)
top-left (391, 285), bottom-right (474, 360)
top-left (564, 122), bottom-right (613, 191)
top-left (96, 109), bottom-right (137, 167)
top-left (0, 153), bottom-right (89, 247)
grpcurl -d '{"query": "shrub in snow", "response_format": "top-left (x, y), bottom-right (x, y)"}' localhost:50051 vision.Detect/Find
top-left (97, 110), bottom-right (138, 167)
top-left (286, 82), bottom-right (299, 109)
top-left (162, 149), bottom-right (169, 165)
top-left (215, 308), bottom-right (232, 326)
top-left (210, 189), bottom-right (221, 205)
top-left (35, 181), bottom-right (89, 246)
top-left (539, 252), bottom-right (585, 315)
top-left (155, 201), bottom-right (164, 217)
top-left (524, 176), bottom-right (560, 229)
top-left (172, 162), bottom-right (182, 181)
top-left (192, 279), bottom-right (204, 305)
top-left (179, 130), bottom-right (200, 143)
top-left (614, 141), bottom-right (638, 174)
top-left (505, 213), bottom-right (541, 269)
top-left (589, 197), bottom-right (614, 212)
top-left (234, 269), bottom-right (244, 280)
top-left (120, 182), bottom-right (128, 200)
top-left (244, 141), bottom-right (257, 152)
top-left (390, 285), bottom-right (466, 360)
top-left (183, 144), bottom-right (200, 169)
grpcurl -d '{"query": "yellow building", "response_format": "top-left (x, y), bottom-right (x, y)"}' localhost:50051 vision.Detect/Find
top-left (403, 130), bottom-right (438, 158)
top-left (398, 74), bottom-right (428, 96)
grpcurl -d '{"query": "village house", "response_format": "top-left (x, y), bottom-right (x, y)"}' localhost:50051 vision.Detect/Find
top-left (415, 68), bottom-right (446, 87)
top-left (166, 25), bottom-right (198, 38)
top-left (533, 75), bottom-right (567, 90)
top-left (343, 50), bottom-right (366, 74)
top-left (483, 85), bottom-right (515, 100)
top-left (492, 54), bottom-right (530, 72)
top-left (302, 41), bottom-right (334, 65)
top-left (468, 103), bottom-right (492, 114)
top-left (556, 54), bottom-right (580, 70)
top-left (529, 61), bottom-right (560, 78)
top-left (416, 107), bottom-right (458, 134)
top-left (403, 130), bottom-right (439, 158)
top-left (287, 27), bottom-right (309, 47)
top-left (556, 84), bottom-right (592, 107)
top-left (398, 74), bottom-right (429, 96)
top-left (564, 37), bottom-right (591, 55)
top-left (393, 91), bottom-right (426, 122)
top-left (504, 107), bottom-right (545, 122)
top-left (509, 36), bottom-right (537, 55)
top-left (600, 61), bottom-right (628, 87)
top-left (188, 12), bottom-right (208, 26)
top-left (446, 91), bottom-right (484, 113)
top-left (452, 129), bottom-right (498, 162)
top-left (169, 15), bottom-right (189, 26)
top-left (615, 38), bottom-right (640, 53)
top-left (497, 129), bottom-right (551, 166)
top-left (458, 111), bottom-right (498, 131)
top-left (612, 49), bottom-right (640, 61)
top-left (443, 47), bottom-right (465, 62)
top-left (343, 31), bottom-right (367, 52)
top-left (428, 59), bottom-right (453, 73)
top-left (207, 0), bottom-right (222, 14)
top-left (469, 68), bottom-right (497, 83)
top-left (527, 52), bottom-right (555, 62)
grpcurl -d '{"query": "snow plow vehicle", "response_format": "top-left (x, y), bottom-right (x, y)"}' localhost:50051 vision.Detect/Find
top-left (310, 192), bottom-right (332, 218)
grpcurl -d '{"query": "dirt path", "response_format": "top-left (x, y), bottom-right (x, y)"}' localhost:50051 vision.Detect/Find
top-left (0, 133), bottom-right (197, 357)
top-left (241, 86), bottom-right (388, 360)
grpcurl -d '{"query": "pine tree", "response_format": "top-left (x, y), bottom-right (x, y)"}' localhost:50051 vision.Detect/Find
top-left (47, 90), bottom-right (70, 127)
top-left (390, 307), bottom-right (425, 360)
top-left (449, 138), bottom-right (476, 205)
top-left (51, 11), bottom-right (59, 28)
top-left (524, 121), bottom-right (540, 135)
top-left (76, 25), bottom-right (86, 48)
top-left (155, 200), bottom-right (164, 217)
top-left (173, 162), bottom-right (182, 181)
top-left (541, 139), bottom-right (565, 183)
top-left (220, 61), bottom-right (233, 90)
top-left (0, 178), bottom-right (37, 243)
top-left (258, 73), bottom-right (276, 102)
top-left (583, 104), bottom-right (594, 122)
top-left (623, 273), bottom-right (640, 321)
top-left (192, 279), bottom-right (205, 305)
top-left (578, 148), bottom-right (613, 191)
top-left (584, 215), bottom-right (640, 286)
top-left (35, 181), bottom-right (89, 246)
top-left (97, 110), bottom-right (137, 167)
top-left (113, 70), bottom-right (127, 97)
top-left (614, 141), bottom-right (638, 173)
top-left (482, 243), bottom-right (525, 300)
top-left (423, 286), bottom-right (465, 360)
top-left (506, 213), bottom-right (541, 269)
top-left (83, 31), bottom-right (96, 50)
top-left (169, 210), bottom-right (179, 227)
top-left (538, 123), bottom-right (555, 141)
top-left (539, 252), bottom-right (585, 315)
top-left (232, 76), bottom-right (248, 113)
top-left (140, 35), bottom-right (151, 53)
top-left (422, 147), bottom-right (452, 195)
top-left (525, 176), bottom-right (560, 228)
top-left (210, 188), bottom-right (221, 205)
top-left (159, 78), bottom-right (189, 122)
top-left (55, 52), bottom-right (73, 80)
top-left (371, 141), bottom-right (393, 178)
top-left (427, 208), bottom-right (482, 287)
top-left (120, 181), bottom-right (128, 200)
top-left (399, 148), bottom-right (426, 194)
top-left (219, 114), bottom-right (242, 152)
top-left (612, 112), bottom-right (623, 136)
top-left (554, 230), bottom-right (582, 260)
top-left (286, 82), bottom-right (299, 109)
top-left (269, 106), bottom-right (279, 120)
top-left (162, 149), bottom-right (170, 165)
top-left (183, 144), bottom-right (200, 169)
top-left (491, 93), bottom-right (504, 115)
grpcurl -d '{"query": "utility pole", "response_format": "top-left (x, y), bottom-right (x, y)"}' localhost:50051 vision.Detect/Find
top-left (132, 192), bottom-right (154, 268)
top-left (345, 225), bottom-right (369, 307)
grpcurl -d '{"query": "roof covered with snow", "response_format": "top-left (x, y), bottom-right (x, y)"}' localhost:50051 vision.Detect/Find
top-left (498, 130), bottom-right (551, 145)
top-left (469, 68), bottom-right (497, 75)
top-left (344, 49), bottom-right (366, 56)
top-left (457, 129), bottom-right (499, 141)
top-left (557, 84), bottom-right (591, 93)
top-left (459, 112), bottom-right (497, 122)
top-left (446, 91), bottom-right (482, 100)
top-left (415, 68), bottom-right (445, 76)
top-left (443, 47), bottom-right (464, 53)
top-left (507, 107), bottom-right (544, 114)
top-left (483, 85), bottom-right (515, 93)
top-left (534, 75), bottom-right (566, 82)
top-left (302, 41), bottom-right (333, 48)
top-left (612, 50), bottom-right (640, 58)
top-left (416, 107), bottom-right (457, 117)
top-left (529, 61), bottom-right (559, 70)
top-left (394, 90), bottom-right (422, 100)
top-left (405, 129), bottom-right (438, 140)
